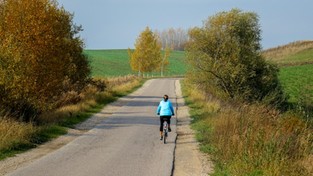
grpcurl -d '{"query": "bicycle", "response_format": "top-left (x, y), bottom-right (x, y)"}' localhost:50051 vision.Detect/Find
top-left (163, 120), bottom-right (169, 144)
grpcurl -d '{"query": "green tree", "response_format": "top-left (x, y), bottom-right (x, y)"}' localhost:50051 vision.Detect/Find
top-left (186, 9), bottom-right (285, 106)
top-left (0, 0), bottom-right (90, 120)
top-left (128, 27), bottom-right (162, 77)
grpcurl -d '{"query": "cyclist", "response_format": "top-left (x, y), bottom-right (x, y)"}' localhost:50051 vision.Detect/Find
top-left (156, 94), bottom-right (175, 140)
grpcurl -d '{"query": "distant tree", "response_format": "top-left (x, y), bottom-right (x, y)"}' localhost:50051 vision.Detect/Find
top-left (128, 27), bottom-right (162, 77)
top-left (0, 0), bottom-right (90, 120)
top-left (155, 28), bottom-right (188, 51)
top-left (186, 9), bottom-right (286, 106)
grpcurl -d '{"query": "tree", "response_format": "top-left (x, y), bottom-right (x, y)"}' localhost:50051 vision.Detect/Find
top-left (186, 9), bottom-right (285, 106)
top-left (155, 28), bottom-right (189, 50)
top-left (128, 27), bottom-right (162, 77)
top-left (0, 0), bottom-right (90, 120)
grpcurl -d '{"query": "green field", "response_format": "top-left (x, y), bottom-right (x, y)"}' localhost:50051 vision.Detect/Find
top-left (84, 47), bottom-right (313, 105)
top-left (279, 64), bottom-right (313, 103)
top-left (84, 49), bottom-right (187, 77)
top-left (265, 45), bottom-right (313, 104)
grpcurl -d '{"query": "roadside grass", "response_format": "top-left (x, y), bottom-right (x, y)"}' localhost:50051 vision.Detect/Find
top-left (84, 49), bottom-right (187, 77)
top-left (0, 119), bottom-right (37, 160)
top-left (182, 80), bottom-right (313, 175)
top-left (0, 120), bottom-right (69, 161)
top-left (0, 75), bottom-right (144, 161)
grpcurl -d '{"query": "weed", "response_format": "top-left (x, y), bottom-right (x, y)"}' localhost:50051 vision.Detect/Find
top-left (182, 80), bottom-right (313, 175)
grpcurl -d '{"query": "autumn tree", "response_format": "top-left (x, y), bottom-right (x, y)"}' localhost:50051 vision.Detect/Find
top-left (0, 0), bottom-right (90, 120)
top-left (128, 27), bottom-right (163, 77)
top-left (186, 9), bottom-right (285, 106)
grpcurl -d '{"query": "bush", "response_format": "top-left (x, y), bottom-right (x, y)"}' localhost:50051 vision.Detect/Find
top-left (186, 9), bottom-right (286, 108)
top-left (0, 0), bottom-right (90, 121)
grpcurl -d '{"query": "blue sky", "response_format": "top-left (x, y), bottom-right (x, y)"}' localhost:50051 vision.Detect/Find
top-left (57, 0), bottom-right (313, 50)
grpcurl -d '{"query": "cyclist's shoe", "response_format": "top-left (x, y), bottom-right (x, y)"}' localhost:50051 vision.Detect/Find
top-left (160, 136), bottom-right (163, 140)
top-left (168, 127), bottom-right (172, 132)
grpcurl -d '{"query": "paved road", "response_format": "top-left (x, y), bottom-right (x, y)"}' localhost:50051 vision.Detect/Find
top-left (8, 78), bottom-right (179, 176)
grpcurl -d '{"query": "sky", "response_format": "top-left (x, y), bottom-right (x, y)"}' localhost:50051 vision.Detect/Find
top-left (57, 0), bottom-right (313, 50)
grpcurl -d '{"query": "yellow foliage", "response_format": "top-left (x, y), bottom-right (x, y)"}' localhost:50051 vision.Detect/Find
top-left (128, 27), bottom-right (162, 76)
top-left (0, 0), bottom-right (90, 120)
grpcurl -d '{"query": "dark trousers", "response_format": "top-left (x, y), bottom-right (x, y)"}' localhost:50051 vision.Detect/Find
top-left (160, 116), bottom-right (171, 131)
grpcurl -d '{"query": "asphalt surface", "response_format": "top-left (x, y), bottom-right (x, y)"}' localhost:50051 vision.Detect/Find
top-left (8, 78), bottom-right (179, 176)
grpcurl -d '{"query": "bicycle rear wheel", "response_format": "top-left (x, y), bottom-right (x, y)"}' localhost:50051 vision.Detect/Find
top-left (163, 120), bottom-right (168, 144)
top-left (163, 131), bottom-right (167, 144)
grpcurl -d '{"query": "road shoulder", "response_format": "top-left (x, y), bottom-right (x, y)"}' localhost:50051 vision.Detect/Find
top-left (173, 80), bottom-right (213, 176)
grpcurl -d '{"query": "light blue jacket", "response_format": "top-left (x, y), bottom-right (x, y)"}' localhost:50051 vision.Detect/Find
top-left (157, 100), bottom-right (175, 116)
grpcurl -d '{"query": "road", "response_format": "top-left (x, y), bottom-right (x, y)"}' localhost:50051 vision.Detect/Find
top-left (8, 78), bottom-right (179, 176)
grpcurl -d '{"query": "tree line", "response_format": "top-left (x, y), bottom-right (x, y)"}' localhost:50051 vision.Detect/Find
top-left (0, 0), bottom-right (90, 121)
top-left (154, 28), bottom-right (188, 51)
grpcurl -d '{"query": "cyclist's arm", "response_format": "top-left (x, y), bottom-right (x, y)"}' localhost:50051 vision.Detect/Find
top-left (170, 101), bottom-right (175, 116)
top-left (156, 103), bottom-right (161, 115)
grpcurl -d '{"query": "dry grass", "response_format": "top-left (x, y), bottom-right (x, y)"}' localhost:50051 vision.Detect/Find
top-left (184, 81), bottom-right (313, 175)
top-left (39, 75), bottom-right (141, 124)
top-left (39, 88), bottom-right (114, 124)
top-left (187, 87), bottom-right (221, 113)
top-left (262, 40), bottom-right (313, 61)
top-left (301, 154), bottom-right (313, 174)
top-left (0, 118), bottom-right (36, 151)
top-left (106, 75), bottom-right (139, 89)
top-left (210, 106), bottom-right (312, 175)
top-left (109, 76), bottom-right (140, 93)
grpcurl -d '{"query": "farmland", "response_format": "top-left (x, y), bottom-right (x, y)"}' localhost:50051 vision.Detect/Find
top-left (84, 49), bottom-right (187, 77)
top-left (84, 42), bottom-right (313, 105)
top-left (279, 64), bottom-right (313, 103)
top-left (263, 41), bottom-right (313, 104)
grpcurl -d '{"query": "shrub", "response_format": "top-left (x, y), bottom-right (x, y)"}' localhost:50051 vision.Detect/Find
top-left (0, 0), bottom-right (90, 121)
top-left (186, 9), bottom-right (286, 108)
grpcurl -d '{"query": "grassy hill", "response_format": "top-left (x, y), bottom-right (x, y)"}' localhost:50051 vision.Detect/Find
top-left (264, 41), bottom-right (313, 106)
top-left (262, 40), bottom-right (313, 66)
top-left (84, 49), bottom-right (187, 77)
